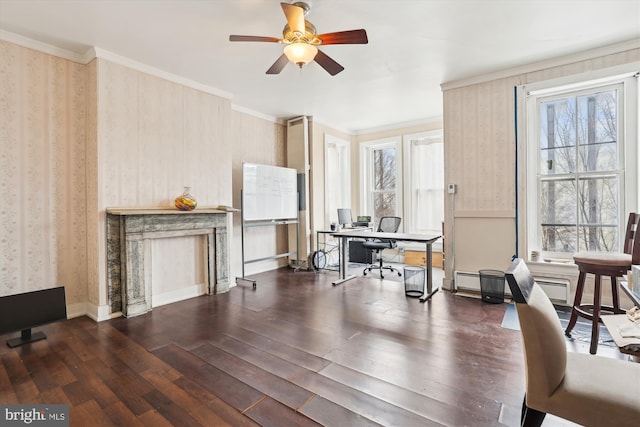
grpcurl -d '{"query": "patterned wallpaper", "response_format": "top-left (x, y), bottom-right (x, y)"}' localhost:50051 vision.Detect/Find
top-left (0, 41), bottom-right (88, 304)
top-left (93, 59), bottom-right (234, 308)
top-left (0, 40), bottom-right (285, 318)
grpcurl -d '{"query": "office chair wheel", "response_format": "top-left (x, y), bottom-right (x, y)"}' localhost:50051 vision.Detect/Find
top-left (397, 271), bottom-right (402, 277)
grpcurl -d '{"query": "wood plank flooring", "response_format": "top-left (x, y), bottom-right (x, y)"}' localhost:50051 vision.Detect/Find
top-left (0, 267), bottom-right (630, 426)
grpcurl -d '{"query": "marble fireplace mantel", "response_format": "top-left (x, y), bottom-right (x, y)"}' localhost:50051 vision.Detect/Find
top-left (106, 207), bottom-right (231, 317)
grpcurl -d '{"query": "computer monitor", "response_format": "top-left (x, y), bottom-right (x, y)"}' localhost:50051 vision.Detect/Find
top-left (337, 208), bottom-right (353, 226)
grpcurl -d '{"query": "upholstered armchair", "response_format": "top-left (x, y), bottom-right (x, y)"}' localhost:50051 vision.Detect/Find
top-left (505, 258), bottom-right (640, 427)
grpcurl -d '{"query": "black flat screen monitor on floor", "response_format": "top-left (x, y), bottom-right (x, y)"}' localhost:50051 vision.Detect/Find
top-left (0, 286), bottom-right (67, 348)
top-left (337, 208), bottom-right (353, 226)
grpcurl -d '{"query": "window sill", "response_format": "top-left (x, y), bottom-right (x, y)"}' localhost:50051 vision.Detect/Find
top-left (526, 259), bottom-right (578, 277)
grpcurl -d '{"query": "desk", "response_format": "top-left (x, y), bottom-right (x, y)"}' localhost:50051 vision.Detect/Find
top-left (314, 227), bottom-right (372, 270)
top-left (331, 231), bottom-right (441, 302)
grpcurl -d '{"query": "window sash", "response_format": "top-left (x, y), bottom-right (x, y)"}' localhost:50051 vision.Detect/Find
top-left (403, 131), bottom-right (444, 235)
top-left (360, 138), bottom-right (402, 226)
top-left (530, 81), bottom-right (627, 256)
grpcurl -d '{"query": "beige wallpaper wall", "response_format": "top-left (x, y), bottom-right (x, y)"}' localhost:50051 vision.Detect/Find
top-left (442, 47), bottom-right (640, 289)
top-left (0, 41), bottom-right (88, 309)
top-left (0, 40), bottom-right (286, 319)
top-left (92, 59), bottom-right (235, 311)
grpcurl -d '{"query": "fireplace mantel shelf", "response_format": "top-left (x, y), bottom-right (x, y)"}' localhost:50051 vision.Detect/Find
top-left (107, 207), bottom-right (236, 215)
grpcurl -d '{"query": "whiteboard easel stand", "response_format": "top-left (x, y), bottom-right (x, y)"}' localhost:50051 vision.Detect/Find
top-left (235, 190), bottom-right (300, 289)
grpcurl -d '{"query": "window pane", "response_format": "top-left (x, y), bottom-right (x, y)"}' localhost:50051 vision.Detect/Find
top-left (373, 148), bottom-right (396, 190)
top-left (540, 178), bottom-right (577, 224)
top-left (577, 176), bottom-right (618, 251)
top-left (542, 225), bottom-right (577, 252)
top-left (577, 225), bottom-right (617, 252)
top-left (374, 192), bottom-right (395, 219)
top-left (539, 99), bottom-right (576, 175)
top-left (540, 178), bottom-right (576, 252)
top-left (577, 91), bottom-right (617, 173)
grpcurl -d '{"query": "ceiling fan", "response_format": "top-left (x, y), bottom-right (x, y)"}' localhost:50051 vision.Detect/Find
top-left (229, 2), bottom-right (368, 76)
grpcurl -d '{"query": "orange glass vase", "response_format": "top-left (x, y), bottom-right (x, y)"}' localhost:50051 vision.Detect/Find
top-left (174, 187), bottom-right (197, 211)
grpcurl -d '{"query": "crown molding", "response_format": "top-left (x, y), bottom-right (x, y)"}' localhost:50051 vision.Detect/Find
top-left (354, 116), bottom-right (444, 136)
top-left (90, 47), bottom-right (233, 100)
top-left (0, 29), bottom-right (86, 63)
top-left (441, 38), bottom-right (640, 91)
top-left (0, 30), bottom-right (235, 101)
top-left (230, 103), bottom-right (283, 125)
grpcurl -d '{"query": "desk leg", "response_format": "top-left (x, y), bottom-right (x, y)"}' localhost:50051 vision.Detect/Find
top-left (420, 242), bottom-right (439, 302)
top-left (332, 236), bottom-right (356, 286)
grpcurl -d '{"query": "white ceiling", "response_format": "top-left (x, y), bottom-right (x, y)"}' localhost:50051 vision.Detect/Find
top-left (1, 0), bottom-right (639, 133)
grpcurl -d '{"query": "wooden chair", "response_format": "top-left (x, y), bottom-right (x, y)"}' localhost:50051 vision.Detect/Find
top-left (566, 212), bottom-right (640, 354)
top-left (362, 216), bottom-right (402, 278)
top-left (505, 258), bottom-right (640, 427)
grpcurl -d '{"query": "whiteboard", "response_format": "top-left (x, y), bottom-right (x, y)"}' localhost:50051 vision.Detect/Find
top-left (242, 163), bottom-right (298, 221)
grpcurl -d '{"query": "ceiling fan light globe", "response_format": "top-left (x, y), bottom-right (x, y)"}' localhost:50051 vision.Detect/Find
top-left (284, 43), bottom-right (317, 67)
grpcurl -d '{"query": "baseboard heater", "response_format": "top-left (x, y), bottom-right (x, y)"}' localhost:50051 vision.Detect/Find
top-left (454, 271), bottom-right (570, 304)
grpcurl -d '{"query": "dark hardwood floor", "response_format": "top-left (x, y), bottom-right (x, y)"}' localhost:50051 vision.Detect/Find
top-left (1, 267), bottom-right (630, 426)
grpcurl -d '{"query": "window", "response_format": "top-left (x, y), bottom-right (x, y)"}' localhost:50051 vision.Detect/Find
top-left (525, 73), bottom-right (638, 259)
top-left (403, 131), bottom-right (444, 234)
top-left (324, 134), bottom-right (351, 225)
top-left (360, 138), bottom-right (402, 225)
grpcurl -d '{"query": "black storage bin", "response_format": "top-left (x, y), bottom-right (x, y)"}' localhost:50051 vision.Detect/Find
top-left (479, 269), bottom-right (505, 304)
top-left (349, 240), bottom-right (373, 264)
top-left (403, 266), bottom-right (425, 298)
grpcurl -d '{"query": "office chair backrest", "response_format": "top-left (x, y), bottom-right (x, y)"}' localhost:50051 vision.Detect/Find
top-left (505, 258), bottom-right (567, 399)
top-left (378, 216), bottom-right (401, 233)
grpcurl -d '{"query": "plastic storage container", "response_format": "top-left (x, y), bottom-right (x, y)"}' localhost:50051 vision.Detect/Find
top-left (479, 269), bottom-right (505, 303)
top-left (404, 266), bottom-right (425, 297)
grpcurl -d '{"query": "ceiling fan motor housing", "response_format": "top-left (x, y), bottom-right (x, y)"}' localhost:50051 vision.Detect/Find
top-left (283, 21), bottom-right (318, 44)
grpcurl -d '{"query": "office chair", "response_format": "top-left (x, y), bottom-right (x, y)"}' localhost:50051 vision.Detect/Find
top-left (505, 258), bottom-right (640, 427)
top-left (362, 216), bottom-right (402, 278)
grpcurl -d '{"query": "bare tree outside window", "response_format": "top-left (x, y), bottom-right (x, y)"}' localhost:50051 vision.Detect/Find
top-left (539, 88), bottom-right (619, 253)
top-left (372, 147), bottom-right (396, 220)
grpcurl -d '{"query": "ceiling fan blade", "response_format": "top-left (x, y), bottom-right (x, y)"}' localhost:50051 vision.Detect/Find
top-left (281, 2), bottom-right (305, 34)
top-left (266, 54), bottom-right (290, 74)
top-left (317, 29), bottom-right (368, 45)
top-left (314, 49), bottom-right (344, 76)
top-left (229, 35), bottom-right (281, 43)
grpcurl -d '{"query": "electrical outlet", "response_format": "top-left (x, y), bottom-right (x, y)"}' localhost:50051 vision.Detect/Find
top-left (448, 183), bottom-right (457, 194)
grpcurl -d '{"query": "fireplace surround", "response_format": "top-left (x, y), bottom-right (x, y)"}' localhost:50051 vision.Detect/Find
top-left (106, 208), bottom-right (231, 317)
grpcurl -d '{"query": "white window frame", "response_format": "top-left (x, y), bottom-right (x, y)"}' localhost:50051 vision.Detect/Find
top-left (360, 137), bottom-right (403, 227)
top-left (518, 68), bottom-right (638, 262)
top-left (324, 134), bottom-right (351, 226)
top-left (402, 130), bottom-right (444, 235)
